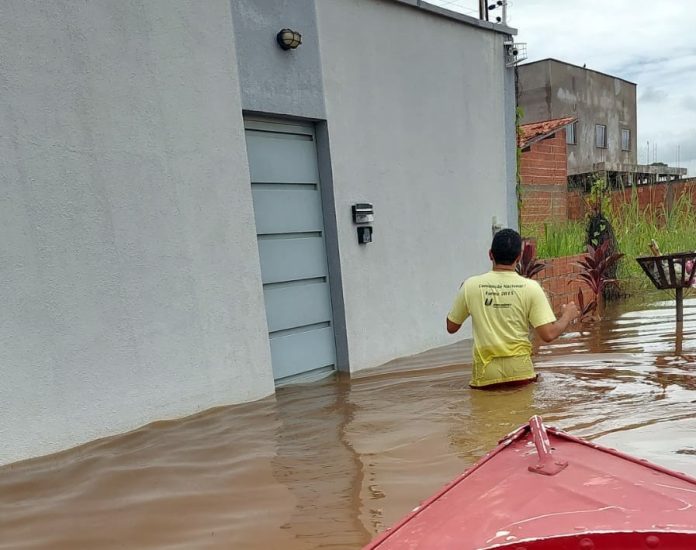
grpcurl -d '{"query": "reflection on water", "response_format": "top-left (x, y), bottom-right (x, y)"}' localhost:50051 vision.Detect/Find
top-left (1, 296), bottom-right (696, 549)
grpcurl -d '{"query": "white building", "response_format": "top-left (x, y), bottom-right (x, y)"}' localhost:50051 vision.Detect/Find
top-left (0, 0), bottom-right (518, 465)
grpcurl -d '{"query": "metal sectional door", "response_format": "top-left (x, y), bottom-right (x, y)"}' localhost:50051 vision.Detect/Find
top-left (245, 119), bottom-right (337, 383)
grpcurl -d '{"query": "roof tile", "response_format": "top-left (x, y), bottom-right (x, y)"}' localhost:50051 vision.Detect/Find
top-left (519, 116), bottom-right (577, 148)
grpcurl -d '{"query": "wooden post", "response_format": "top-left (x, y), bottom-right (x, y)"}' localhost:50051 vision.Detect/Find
top-left (676, 287), bottom-right (684, 323)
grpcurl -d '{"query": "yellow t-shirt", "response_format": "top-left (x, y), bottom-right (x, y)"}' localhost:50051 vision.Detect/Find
top-left (447, 270), bottom-right (556, 387)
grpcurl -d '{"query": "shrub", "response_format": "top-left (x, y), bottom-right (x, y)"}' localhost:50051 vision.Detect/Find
top-left (574, 240), bottom-right (625, 312)
top-left (516, 241), bottom-right (546, 279)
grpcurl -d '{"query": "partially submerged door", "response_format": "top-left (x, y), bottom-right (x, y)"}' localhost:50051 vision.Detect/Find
top-left (245, 119), bottom-right (337, 383)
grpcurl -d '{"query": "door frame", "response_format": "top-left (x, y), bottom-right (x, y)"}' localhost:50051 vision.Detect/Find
top-left (243, 113), bottom-right (350, 375)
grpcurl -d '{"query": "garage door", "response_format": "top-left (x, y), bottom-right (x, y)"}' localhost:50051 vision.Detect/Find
top-left (245, 119), bottom-right (337, 383)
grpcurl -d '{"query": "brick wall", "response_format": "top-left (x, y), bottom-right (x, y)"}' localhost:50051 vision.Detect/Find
top-left (535, 253), bottom-right (587, 315)
top-left (521, 184), bottom-right (567, 226)
top-left (520, 130), bottom-right (568, 226)
top-left (567, 190), bottom-right (584, 220)
top-left (520, 130), bottom-right (568, 184)
top-left (568, 177), bottom-right (696, 221)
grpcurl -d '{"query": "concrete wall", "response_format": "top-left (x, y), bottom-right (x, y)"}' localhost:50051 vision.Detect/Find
top-left (518, 59), bottom-right (637, 175)
top-left (517, 61), bottom-right (551, 124)
top-left (231, 0), bottom-right (326, 119)
top-left (0, 0), bottom-right (274, 465)
top-left (504, 59), bottom-right (520, 229)
top-left (316, 0), bottom-right (517, 371)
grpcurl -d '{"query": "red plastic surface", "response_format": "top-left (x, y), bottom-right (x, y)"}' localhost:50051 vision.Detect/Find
top-left (364, 416), bottom-right (696, 549)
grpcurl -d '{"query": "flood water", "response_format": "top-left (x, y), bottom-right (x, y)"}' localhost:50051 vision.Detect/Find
top-left (2, 295), bottom-right (696, 549)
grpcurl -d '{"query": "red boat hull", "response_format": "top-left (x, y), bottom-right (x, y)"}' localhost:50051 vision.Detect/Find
top-left (364, 416), bottom-right (696, 549)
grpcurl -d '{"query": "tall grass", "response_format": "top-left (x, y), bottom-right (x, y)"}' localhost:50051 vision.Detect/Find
top-left (611, 189), bottom-right (696, 287)
top-left (523, 221), bottom-right (585, 259)
top-left (524, 188), bottom-right (696, 291)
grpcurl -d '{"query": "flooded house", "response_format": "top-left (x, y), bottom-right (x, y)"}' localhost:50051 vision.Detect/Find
top-left (1, 0), bottom-right (518, 465)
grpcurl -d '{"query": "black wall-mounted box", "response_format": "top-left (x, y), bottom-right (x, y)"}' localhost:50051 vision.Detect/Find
top-left (357, 226), bottom-right (372, 244)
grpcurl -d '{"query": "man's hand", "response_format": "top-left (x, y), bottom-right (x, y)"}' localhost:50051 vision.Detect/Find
top-left (560, 301), bottom-right (580, 322)
top-left (535, 301), bottom-right (580, 343)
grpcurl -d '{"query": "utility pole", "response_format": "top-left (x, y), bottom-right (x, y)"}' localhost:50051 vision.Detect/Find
top-left (479, 0), bottom-right (488, 21)
top-left (678, 145), bottom-right (681, 177)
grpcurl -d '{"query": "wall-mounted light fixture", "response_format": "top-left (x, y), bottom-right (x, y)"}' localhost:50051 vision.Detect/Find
top-left (276, 29), bottom-right (302, 50)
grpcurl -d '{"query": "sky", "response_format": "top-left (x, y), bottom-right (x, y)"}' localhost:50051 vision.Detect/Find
top-left (428, 0), bottom-right (696, 176)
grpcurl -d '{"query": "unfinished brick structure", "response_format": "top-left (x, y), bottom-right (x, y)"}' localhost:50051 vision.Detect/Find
top-left (518, 117), bottom-right (575, 227)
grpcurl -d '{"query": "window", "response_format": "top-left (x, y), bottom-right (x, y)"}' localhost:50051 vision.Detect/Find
top-left (621, 128), bottom-right (631, 151)
top-left (595, 124), bottom-right (607, 148)
top-left (566, 122), bottom-right (577, 145)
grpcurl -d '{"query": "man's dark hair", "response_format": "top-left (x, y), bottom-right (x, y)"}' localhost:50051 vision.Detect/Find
top-left (491, 228), bottom-right (522, 265)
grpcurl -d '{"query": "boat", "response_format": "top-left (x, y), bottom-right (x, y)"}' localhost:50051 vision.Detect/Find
top-left (363, 416), bottom-right (696, 549)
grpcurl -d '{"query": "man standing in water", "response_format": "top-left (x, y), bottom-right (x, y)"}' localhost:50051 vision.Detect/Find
top-left (446, 228), bottom-right (579, 388)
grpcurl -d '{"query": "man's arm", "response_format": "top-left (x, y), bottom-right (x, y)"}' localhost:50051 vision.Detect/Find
top-left (446, 283), bottom-right (469, 334)
top-left (535, 302), bottom-right (580, 343)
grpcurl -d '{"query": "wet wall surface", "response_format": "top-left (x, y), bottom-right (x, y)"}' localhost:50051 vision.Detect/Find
top-left (1, 296), bottom-right (695, 549)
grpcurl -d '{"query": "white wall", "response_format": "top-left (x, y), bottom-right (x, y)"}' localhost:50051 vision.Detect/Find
top-left (0, 0), bottom-right (274, 465)
top-left (231, 0), bottom-right (326, 119)
top-left (317, 0), bottom-right (516, 371)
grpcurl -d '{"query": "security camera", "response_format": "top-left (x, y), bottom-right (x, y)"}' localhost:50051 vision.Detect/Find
top-left (512, 48), bottom-right (519, 56)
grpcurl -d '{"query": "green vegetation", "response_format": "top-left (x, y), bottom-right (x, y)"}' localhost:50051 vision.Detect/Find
top-left (611, 190), bottom-right (696, 287)
top-left (525, 187), bottom-right (696, 291)
top-left (588, 176), bottom-right (611, 219)
top-left (523, 221), bottom-right (585, 259)
top-left (515, 106), bottom-right (524, 231)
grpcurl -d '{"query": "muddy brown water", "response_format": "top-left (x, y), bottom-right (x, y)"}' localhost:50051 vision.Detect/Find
top-left (2, 296), bottom-right (696, 549)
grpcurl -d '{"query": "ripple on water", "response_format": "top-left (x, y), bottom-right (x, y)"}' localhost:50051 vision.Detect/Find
top-left (0, 298), bottom-right (695, 548)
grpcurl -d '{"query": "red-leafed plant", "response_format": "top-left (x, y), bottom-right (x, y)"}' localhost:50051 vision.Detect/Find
top-left (516, 241), bottom-right (546, 279)
top-left (574, 240), bottom-right (624, 311)
top-left (576, 287), bottom-right (598, 322)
